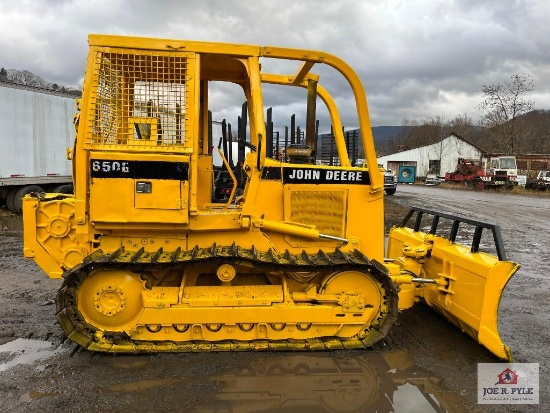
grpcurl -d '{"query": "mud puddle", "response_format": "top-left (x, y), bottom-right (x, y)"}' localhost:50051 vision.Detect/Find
top-left (88, 349), bottom-right (468, 413)
top-left (0, 338), bottom-right (66, 372)
top-left (19, 390), bottom-right (59, 403)
top-left (191, 350), bottom-right (468, 413)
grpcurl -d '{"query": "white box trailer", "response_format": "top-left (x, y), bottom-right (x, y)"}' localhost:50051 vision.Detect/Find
top-left (0, 82), bottom-right (76, 213)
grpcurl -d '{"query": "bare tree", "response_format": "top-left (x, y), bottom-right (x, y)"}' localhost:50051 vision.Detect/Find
top-left (420, 115), bottom-right (448, 144)
top-left (448, 114), bottom-right (477, 141)
top-left (394, 115), bottom-right (449, 151)
top-left (6, 69), bottom-right (47, 87)
top-left (479, 73), bottom-right (535, 154)
top-left (519, 109), bottom-right (550, 153)
top-left (0, 68), bottom-right (82, 96)
top-left (396, 118), bottom-right (418, 150)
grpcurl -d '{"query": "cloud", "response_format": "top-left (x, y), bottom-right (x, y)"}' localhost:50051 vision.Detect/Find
top-left (1, 0), bottom-right (548, 129)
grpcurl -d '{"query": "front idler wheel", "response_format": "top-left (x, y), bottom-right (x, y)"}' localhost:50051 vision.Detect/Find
top-left (76, 269), bottom-right (146, 333)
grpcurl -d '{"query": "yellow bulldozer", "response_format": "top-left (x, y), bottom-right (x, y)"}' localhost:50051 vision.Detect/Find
top-left (22, 35), bottom-right (519, 360)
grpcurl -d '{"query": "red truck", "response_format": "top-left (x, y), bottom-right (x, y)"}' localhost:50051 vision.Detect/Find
top-left (445, 156), bottom-right (518, 189)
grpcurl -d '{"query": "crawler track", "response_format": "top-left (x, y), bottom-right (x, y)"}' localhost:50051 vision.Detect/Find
top-left (56, 244), bottom-right (398, 352)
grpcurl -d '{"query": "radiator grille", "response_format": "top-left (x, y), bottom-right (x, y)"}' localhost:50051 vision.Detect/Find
top-left (288, 190), bottom-right (347, 238)
top-left (86, 50), bottom-right (189, 149)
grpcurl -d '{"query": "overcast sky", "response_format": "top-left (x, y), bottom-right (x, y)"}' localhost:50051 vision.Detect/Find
top-left (2, 0), bottom-right (550, 131)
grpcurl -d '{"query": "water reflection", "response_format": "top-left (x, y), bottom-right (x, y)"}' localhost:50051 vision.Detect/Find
top-left (194, 350), bottom-right (468, 413)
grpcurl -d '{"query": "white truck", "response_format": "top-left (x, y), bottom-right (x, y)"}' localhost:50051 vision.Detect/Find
top-left (482, 155), bottom-right (518, 187)
top-left (380, 166), bottom-right (397, 195)
top-left (525, 170), bottom-right (550, 190)
top-left (0, 82), bottom-right (76, 213)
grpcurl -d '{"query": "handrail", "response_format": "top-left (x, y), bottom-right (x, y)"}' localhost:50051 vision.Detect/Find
top-left (397, 207), bottom-right (508, 261)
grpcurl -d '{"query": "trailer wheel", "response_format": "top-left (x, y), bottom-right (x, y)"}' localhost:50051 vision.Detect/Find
top-left (13, 185), bottom-right (45, 214)
top-left (52, 184), bottom-right (73, 194)
top-left (6, 188), bottom-right (19, 213)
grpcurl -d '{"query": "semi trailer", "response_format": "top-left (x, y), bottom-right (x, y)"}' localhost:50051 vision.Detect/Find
top-left (0, 82), bottom-right (76, 213)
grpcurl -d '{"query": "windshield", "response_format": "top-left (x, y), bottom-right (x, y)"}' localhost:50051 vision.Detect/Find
top-left (499, 157), bottom-right (517, 169)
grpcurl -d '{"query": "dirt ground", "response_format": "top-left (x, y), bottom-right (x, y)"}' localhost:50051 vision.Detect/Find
top-left (0, 186), bottom-right (547, 413)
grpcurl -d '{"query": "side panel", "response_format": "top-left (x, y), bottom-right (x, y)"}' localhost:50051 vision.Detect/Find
top-left (89, 152), bottom-right (190, 224)
top-left (196, 155), bottom-right (214, 207)
top-left (23, 196), bottom-right (90, 278)
top-left (243, 164), bottom-right (384, 260)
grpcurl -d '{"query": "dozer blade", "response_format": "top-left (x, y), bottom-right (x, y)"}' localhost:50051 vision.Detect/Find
top-left (387, 208), bottom-right (520, 361)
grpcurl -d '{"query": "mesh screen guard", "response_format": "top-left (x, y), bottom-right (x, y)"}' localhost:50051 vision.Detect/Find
top-left (86, 49), bottom-right (189, 149)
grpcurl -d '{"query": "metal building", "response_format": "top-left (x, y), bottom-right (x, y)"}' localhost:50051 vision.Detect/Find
top-left (376, 133), bottom-right (483, 181)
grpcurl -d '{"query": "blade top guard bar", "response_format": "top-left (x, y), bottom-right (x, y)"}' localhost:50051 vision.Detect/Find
top-left (398, 207), bottom-right (508, 261)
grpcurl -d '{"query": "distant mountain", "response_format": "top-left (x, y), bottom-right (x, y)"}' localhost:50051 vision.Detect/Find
top-left (319, 109), bottom-right (550, 160)
top-left (371, 126), bottom-right (407, 147)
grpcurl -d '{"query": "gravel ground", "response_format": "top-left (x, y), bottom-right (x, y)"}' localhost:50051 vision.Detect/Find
top-left (0, 186), bottom-right (547, 413)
